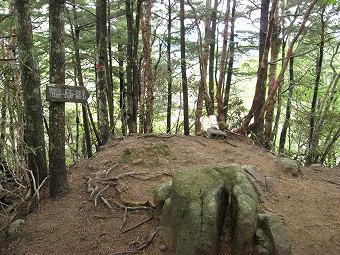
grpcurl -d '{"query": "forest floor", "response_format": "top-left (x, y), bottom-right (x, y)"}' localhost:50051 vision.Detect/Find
top-left (1, 134), bottom-right (339, 255)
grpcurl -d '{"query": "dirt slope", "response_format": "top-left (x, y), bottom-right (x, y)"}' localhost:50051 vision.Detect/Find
top-left (1, 134), bottom-right (339, 255)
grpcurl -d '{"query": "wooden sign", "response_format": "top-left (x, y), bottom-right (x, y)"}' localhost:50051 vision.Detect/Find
top-left (46, 84), bottom-right (89, 103)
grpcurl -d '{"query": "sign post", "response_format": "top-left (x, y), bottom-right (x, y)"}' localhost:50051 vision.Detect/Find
top-left (46, 84), bottom-right (89, 103)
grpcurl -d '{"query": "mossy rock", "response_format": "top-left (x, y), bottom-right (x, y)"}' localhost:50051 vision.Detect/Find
top-left (147, 141), bottom-right (170, 156)
top-left (122, 147), bottom-right (137, 163)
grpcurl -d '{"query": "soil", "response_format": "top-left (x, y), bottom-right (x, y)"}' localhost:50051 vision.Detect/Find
top-left (1, 134), bottom-right (339, 255)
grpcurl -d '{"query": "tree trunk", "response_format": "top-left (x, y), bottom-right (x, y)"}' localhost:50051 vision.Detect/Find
top-left (96, 0), bottom-right (110, 145)
top-left (188, 0), bottom-right (210, 134)
top-left (49, 0), bottom-right (69, 196)
top-left (166, 0), bottom-right (174, 134)
top-left (180, 0), bottom-right (189, 135)
top-left (278, 56), bottom-right (294, 153)
top-left (306, 8), bottom-right (325, 165)
top-left (70, 2), bottom-right (93, 158)
top-left (264, 8), bottom-right (281, 149)
top-left (142, 0), bottom-right (153, 133)
top-left (238, 0), bottom-right (277, 136)
top-left (252, 0), bottom-right (271, 141)
top-left (216, 0), bottom-right (231, 122)
top-left (241, 0), bottom-right (319, 135)
top-left (133, 1), bottom-right (142, 132)
top-left (118, 44), bottom-right (127, 136)
top-left (15, 0), bottom-right (48, 184)
top-left (208, 0), bottom-right (219, 115)
top-left (224, 0), bottom-right (236, 121)
top-left (107, 0), bottom-right (114, 135)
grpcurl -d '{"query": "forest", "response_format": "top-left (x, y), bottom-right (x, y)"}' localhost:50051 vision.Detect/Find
top-left (0, 0), bottom-right (339, 198)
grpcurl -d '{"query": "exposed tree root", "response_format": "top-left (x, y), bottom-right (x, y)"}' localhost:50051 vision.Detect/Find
top-left (109, 227), bottom-right (159, 255)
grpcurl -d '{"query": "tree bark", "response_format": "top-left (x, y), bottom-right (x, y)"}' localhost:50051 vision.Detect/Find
top-left (208, 0), bottom-right (219, 114)
top-left (238, 0), bottom-right (277, 136)
top-left (278, 56), bottom-right (294, 153)
top-left (141, 0), bottom-right (153, 133)
top-left (216, 0), bottom-right (231, 122)
top-left (70, 2), bottom-right (93, 158)
top-left (15, 0), bottom-right (48, 184)
top-left (118, 43), bottom-right (127, 136)
top-left (107, 0), bottom-right (114, 135)
top-left (223, 0), bottom-right (236, 121)
top-left (180, 0), bottom-right (189, 135)
top-left (166, 0), bottom-right (174, 134)
top-left (306, 8), bottom-right (325, 165)
top-left (96, 0), bottom-right (110, 145)
top-left (264, 8), bottom-right (281, 149)
top-left (49, 0), bottom-right (69, 196)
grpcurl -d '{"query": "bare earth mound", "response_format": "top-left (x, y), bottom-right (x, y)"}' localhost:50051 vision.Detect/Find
top-left (1, 135), bottom-right (339, 255)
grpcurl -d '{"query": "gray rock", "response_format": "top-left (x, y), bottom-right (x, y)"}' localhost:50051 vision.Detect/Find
top-left (7, 219), bottom-right (25, 240)
top-left (242, 166), bottom-right (265, 185)
top-left (243, 165), bottom-right (267, 203)
top-left (159, 167), bottom-right (228, 255)
top-left (154, 180), bottom-right (173, 210)
top-left (255, 228), bottom-right (272, 255)
top-left (230, 171), bottom-right (258, 255)
top-left (275, 158), bottom-right (301, 177)
top-left (265, 177), bottom-right (276, 193)
top-left (311, 163), bottom-right (322, 169)
top-left (258, 213), bottom-right (292, 255)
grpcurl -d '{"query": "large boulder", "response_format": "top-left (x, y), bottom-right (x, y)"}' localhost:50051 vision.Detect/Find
top-left (275, 158), bottom-right (301, 177)
top-left (257, 213), bottom-right (292, 255)
top-left (156, 165), bottom-right (259, 255)
top-left (159, 167), bottom-right (228, 255)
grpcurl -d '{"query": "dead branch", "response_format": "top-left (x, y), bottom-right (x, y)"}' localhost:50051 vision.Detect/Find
top-left (94, 184), bottom-right (110, 207)
top-left (112, 200), bottom-right (154, 211)
top-left (119, 212), bottom-right (153, 234)
top-left (120, 207), bottom-right (128, 230)
top-left (178, 135), bottom-right (207, 146)
top-left (224, 140), bottom-right (238, 147)
top-left (322, 179), bottom-right (340, 186)
top-left (105, 164), bottom-right (126, 178)
top-left (99, 195), bottom-right (113, 209)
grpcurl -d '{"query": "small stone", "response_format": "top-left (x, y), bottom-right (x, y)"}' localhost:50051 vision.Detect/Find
top-left (132, 159), bottom-right (143, 165)
top-left (159, 243), bottom-right (168, 252)
top-left (7, 219), bottom-right (25, 240)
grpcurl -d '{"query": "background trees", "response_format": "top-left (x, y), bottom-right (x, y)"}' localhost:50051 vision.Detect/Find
top-left (0, 0), bottom-right (339, 200)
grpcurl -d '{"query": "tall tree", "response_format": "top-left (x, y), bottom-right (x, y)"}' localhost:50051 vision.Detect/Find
top-left (223, 0), bottom-right (236, 121)
top-left (216, 0), bottom-right (231, 122)
top-left (69, 1), bottom-right (92, 158)
top-left (166, 0), bottom-right (174, 134)
top-left (180, 0), bottom-right (189, 135)
top-left (238, 0), bottom-right (278, 136)
top-left (264, 7), bottom-right (281, 149)
top-left (125, 0), bottom-right (140, 133)
top-left (141, 0), bottom-right (153, 133)
top-left (278, 55), bottom-right (294, 153)
top-left (96, 0), bottom-right (110, 144)
top-left (239, 0), bottom-right (319, 136)
top-left (49, 0), bottom-right (69, 196)
top-left (208, 0), bottom-right (219, 114)
top-left (107, 0), bottom-right (114, 134)
top-left (14, 0), bottom-right (48, 185)
top-left (306, 7), bottom-right (326, 165)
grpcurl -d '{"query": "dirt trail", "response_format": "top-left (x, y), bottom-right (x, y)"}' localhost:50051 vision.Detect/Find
top-left (1, 135), bottom-right (339, 255)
